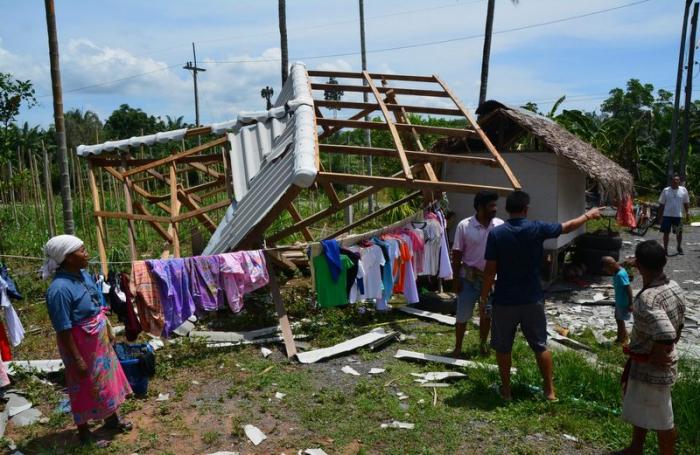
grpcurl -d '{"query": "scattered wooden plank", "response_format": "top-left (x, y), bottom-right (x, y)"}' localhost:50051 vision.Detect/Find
top-left (398, 306), bottom-right (456, 326)
top-left (394, 349), bottom-right (515, 373)
top-left (296, 328), bottom-right (389, 364)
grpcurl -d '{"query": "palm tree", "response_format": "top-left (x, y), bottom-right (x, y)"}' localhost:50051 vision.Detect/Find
top-left (278, 0), bottom-right (289, 85)
top-left (478, 0), bottom-right (519, 108)
top-left (44, 0), bottom-right (74, 234)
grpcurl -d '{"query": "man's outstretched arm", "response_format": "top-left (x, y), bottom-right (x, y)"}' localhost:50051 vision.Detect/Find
top-left (561, 208), bottom-right (602, 234)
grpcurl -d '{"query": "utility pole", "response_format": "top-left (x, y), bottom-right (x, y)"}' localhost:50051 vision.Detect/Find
top-left (278, 0), bottom-right (289, 85)
top-left (679, 1), bottom-right (699, 183)
top-left (478, 0), bottom-right (496, 107)
top-left (359, 0), bottom-right (374, 213)
top-left (183, 42), bottom-right (206, 126)
top-left (44, 0), bottom-right (75, 235)
top-left (667, 0), bottom-right (693, 184)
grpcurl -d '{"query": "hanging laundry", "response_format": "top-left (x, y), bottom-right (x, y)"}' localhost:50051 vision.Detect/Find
top-left (0, 264), bottom-right (22, 300)
top-left (321, 240), bottom-right (342, 282)
top-left (434, 210), bottom-right (453, 280)
top-left (0, 355), bottom-right (9, 387)
top-left (0, 276), bottom-right (24, 347)
top-left (147, 258), bottom-right (196, 337)
top-left (340, 247), bottom-right (361, 296)
top-left (218, 250), bottom-right (269, 313)
top-left (420, 218), bottom-right (442, 276)
top-left (130, 261), bottom-right (164, 337)
top-left (0, 322), bottom-right (12, 361)
top-left (373, 237), bottom-right (396, 309)
top-left (359, 245), bottom-right (385, 302)
top-left (186, 256), bottom-right (225, 312)
top-left (119, 273), bottom-right (142, 342)
top-left (313, 253), bottom-right (354, 308)
top-left (234, 250), bottom-right (269, 294)
top-left (107, 272), bottom-right (127, 323)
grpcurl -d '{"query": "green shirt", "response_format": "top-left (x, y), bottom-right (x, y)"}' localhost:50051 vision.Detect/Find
top-left (313, 254), bottom-right (353, 308)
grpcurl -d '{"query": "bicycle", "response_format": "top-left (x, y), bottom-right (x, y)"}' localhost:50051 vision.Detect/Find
top-left (629, 202), bottom-right (658, 236)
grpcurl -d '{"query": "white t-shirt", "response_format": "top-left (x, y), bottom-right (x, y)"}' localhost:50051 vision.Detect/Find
top-left (659, 186), bottom-right (690, 218)
top-left (360, 245), bottom-right (385, 301)
top-left (452, 216), bottom-right (504, 271)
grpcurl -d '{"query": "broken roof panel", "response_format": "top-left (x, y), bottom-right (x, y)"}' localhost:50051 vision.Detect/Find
top-left (203, 63), bottom-right (318, 254)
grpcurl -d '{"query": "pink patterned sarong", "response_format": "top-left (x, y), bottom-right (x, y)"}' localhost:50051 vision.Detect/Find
top-left (59, 311), bottom-right (132, 425)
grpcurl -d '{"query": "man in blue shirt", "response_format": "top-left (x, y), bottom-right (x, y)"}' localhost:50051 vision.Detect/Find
top-left (479, 191), bottom-right (601, 401)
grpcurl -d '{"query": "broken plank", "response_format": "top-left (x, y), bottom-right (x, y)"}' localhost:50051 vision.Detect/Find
top-left (399, 305), bottom-right (455, 326)
top-left (394, 349), bottom-right (515, 374)
top-left (296, 328), bottom-right (389, 364)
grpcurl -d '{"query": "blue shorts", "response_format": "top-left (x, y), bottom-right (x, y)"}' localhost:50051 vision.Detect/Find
top-left (660, 216), bottom-right (682, 234)
top-left (490, 301), bottom-right (548, 354)
top-left (456, 277), bottom-right (492, 323)
top-left (615, 306), bottom-right (631, 321)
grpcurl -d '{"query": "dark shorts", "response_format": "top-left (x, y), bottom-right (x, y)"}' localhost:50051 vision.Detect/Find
top-left (490, 301), bottom-right (548, 354)
top-left (660, 216), bottom-right (682, 234)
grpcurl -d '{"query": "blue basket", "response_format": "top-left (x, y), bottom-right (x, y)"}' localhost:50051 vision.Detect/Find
top-left (114, 343), bottom-right (153, 396)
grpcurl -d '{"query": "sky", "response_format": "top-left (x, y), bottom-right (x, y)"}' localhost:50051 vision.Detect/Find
top-left (0, 0), bottom-right (689, 130)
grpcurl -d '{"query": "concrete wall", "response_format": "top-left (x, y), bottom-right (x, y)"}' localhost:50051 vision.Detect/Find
top-left (444, 152), bottom-right (586, 250)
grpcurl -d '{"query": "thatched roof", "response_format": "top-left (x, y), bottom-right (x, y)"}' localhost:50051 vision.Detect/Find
top-left (434, 100), bottom-right (634, 201)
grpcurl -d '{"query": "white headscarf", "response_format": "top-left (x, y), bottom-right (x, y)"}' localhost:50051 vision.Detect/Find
top-left (40, 235), bottom-right (84, 280)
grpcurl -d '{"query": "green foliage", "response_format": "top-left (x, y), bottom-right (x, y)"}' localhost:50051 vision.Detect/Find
top-left (103, 103), bottom-right (164, 139)
top-left (0, 72), bottom-right (37, 155)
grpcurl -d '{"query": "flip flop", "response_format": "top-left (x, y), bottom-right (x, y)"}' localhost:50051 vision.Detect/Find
top-left (103, 418), bottom-right (133, 433)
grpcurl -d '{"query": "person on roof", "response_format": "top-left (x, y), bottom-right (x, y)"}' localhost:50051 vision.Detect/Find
top-left (42, 235), bottom-right (133, 447)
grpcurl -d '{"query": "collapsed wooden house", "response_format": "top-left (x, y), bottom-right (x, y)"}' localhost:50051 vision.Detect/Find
top-left (77, 63), bottom-right (522, 274)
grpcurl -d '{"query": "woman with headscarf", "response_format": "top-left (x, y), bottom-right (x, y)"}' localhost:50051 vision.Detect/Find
top-left (42, 235), bottom-right (132, 446)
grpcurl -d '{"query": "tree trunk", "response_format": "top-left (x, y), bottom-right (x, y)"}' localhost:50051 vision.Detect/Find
top-left (42, 141), bottom-right (57, 237)
top-left (478, 0), bottom-right (496, 108)
top-left (278, 0), bottom-right (289, 85)
top-left (44, 0), bottom-right (75, 234)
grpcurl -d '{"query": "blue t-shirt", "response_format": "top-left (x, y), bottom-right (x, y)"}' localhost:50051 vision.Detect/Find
top-left (613, 268), bottom-right (631, 309)
top-left (46, 270), bottom-right (103, 332)
top-left (484, 218), bottom-right (562, 306)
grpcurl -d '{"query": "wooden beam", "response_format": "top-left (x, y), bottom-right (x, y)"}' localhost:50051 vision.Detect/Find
top-left (87, 164), bottom-right (109, 276)
top-left (319, 144), bottom-right (500, 167)
top-left (264, 254), bottom-right (298, 358)
top-left (171, 199), bottom-right (230, 223)
top-left (121, 157), bottom-right (138, 262)
top-left (87, 153), bottom-right (223, 168)
top-left (122, 136), bottom-right (228, 177)
top-left (188, 161), bottom-right (222, 179)
top-left (308, 70), bottom-right (436, 83)
top-left (325, 191), bottom-right (421, 239)
top-left (94, 210), bottom-right (172, 223)
top-left (315, 99), bottom-right (462, 116)
top-left (363, 71), bottom-right (413, 180)
top-left (102, 165), bottom-right (173, 212)
top-left (311, 83), bottom-right (449, 98)
top-left (177, 189), bottom-right (218, 233)
top-left (132, 200), bottom-right (173, 242)
top-left (266, 166), bottom-right (422, 243)
top-left (169, 163), bottom-right (181, 257)
top-left (316, 172), bottom-right (514, 196)
top-left (433, 74), bottom-right (522, 190)
top-left (287, 204), bottom-right (314, 241)
top-left (316, 118), bottom-right (475, 138)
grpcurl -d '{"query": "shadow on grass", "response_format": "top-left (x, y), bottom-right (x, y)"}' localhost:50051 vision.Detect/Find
top-left (14, 425), bottom-right (124, 455)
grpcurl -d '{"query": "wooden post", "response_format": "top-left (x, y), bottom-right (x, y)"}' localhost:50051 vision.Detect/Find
top-left (87, 162), bottom-right (109, 276)
top-left (169, 163), bottom-right (181, 257)
top-left (265, 252), bottom-right (298, 358)
top-left (42, 141), bottom-right (57, 237)
top-left (121, 156), bottom-right (138, 262)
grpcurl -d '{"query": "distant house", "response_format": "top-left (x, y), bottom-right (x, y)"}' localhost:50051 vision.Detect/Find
top-left (436, 100), bottom-right (634, 278)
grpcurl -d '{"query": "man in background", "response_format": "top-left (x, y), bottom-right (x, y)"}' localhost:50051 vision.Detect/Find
top-left (451, 191), bottom-right (502, 357)
top-left (480, 190), bottom-right (601, 401)
top-left (658, 175), bottom-right (690, 256)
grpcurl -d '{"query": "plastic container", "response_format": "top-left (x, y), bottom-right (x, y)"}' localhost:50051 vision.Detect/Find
top-left (114, 343), bottom-right (153, 396)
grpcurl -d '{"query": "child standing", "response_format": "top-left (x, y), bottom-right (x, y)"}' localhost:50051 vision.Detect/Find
top-left (602, 256), bottom-right (634, 344)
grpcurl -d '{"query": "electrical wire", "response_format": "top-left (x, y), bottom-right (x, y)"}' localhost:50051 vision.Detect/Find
top-left (41, 0), bottom-right (653, 97)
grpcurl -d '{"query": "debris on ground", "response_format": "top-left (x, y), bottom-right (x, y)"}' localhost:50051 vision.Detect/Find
top-left (274, 392), bottom-right (286, 400)
top-left (243, 424), bottom-right (266, 446)
top-left (10, 408), bottom-right (43, 427)
top-left (341, 365), bottom-right (361, 376)
top-left (411, 372), bottom-right (467, 383)
top-left (380, 420), bottom-right (415, 429)
top-left (296, 328), bottom-right (389, 364)
top-left (399, 306), bottom-right (456, 325)
top-left (302, 449), bottom-right (329, 455)
top-left (368, 368), bottom-right (386, 375)
top-left (368, 331), bottom-right (400, 351)
top-left (260, 347), bottom-right (273, 358)
top-left (5, 360), bottom-right (64, 375)
top-left (155, 393), bottom-right (170, 402)
top-left (394, 349), bottom-right (513, 373)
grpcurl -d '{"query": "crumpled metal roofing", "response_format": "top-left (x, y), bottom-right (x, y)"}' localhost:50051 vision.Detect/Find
top-left (203, 62), bottom-right (318, 254)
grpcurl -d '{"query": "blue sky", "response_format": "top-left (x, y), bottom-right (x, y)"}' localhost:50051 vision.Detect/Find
top-left (0, 0), bottom-right (686, 130)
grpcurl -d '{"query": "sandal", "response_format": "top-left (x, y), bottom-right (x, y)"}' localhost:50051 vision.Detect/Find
top-left (103, 417), bottom-right (133, 433)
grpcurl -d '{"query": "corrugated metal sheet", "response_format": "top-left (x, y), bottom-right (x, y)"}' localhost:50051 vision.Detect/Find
top-left (203, 63), bottom-right (317, 254)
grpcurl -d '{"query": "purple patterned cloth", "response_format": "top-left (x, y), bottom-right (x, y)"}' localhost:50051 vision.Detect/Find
top-left (218, 250), bottom-right (269, 312)
top-left (186, 256), bottom-right (225, 312)
top-left (146, 258), bottom-right (195, 337)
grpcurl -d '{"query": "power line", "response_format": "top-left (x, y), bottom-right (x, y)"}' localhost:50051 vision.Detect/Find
top-left (41, 0), bottom-right (654, 97)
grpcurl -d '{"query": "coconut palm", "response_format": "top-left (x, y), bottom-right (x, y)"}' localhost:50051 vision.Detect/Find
top-left (479, 0), bottom-right (519, 107)
top-left (278, 0), bottom-right (288, 85)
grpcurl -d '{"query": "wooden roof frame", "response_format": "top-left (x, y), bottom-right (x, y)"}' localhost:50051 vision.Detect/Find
top-left (81, 69), bottom-right (521, 271)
